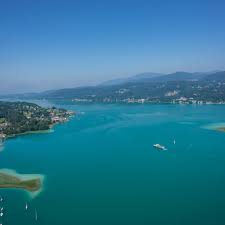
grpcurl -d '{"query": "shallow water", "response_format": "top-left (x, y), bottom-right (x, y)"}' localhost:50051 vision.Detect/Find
top-left (1, 103), bottom-right (225, 225)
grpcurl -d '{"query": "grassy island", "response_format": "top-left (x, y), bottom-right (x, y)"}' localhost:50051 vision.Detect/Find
top-left (204, 123), bottom-right (225, 133)
top-left (0, 101), bottom-right (74, 140)
top-left (216, 127), bottom-right (225, 132)
top-left (0, 170), bottom-right (43, 192)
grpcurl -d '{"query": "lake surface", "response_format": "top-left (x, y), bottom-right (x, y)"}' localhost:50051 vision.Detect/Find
top-left (1, 102), bottom-right (225, 225)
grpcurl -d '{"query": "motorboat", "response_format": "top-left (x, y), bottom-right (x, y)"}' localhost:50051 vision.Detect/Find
top-left (153, 144), bottom-right (167, 151)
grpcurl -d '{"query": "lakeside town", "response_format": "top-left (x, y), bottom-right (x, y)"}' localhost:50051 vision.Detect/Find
top-left (71, 96), bottom-right (225, 105)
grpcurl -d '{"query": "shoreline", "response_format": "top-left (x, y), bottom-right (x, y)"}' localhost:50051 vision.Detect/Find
top-left (6, 127), bottom-right (54, 140)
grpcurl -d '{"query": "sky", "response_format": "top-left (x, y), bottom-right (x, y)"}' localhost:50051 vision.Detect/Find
top-left (1, 0), bottom-right (225, 94)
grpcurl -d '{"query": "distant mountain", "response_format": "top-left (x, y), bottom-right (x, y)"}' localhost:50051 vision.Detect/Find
top-left (0, 92), bottom-right (39, 99)
top-left (100, 72), bottom-right (164, 86)
top-left (0, 89), bottom-right (59, 100)
top-left (150, 71), bottom-right (211, 82)
top-left (203, 71), bottom-right (225, 82)
top-left (100, 71), bottom-right (217, 86)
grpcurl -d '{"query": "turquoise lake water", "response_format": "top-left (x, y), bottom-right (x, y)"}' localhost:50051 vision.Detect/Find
top-left (1, 102), bottom-right (225, 225)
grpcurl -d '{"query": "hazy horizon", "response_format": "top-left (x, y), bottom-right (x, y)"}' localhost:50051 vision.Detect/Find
top-left (1, 0), bottom-right (225, 94)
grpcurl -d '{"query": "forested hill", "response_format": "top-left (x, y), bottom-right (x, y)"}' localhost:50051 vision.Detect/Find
top-left (0, 101), bottom-right (72, 137)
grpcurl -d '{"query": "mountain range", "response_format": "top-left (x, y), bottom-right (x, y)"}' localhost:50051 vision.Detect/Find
top-left (100, 71), bottom-right (222, 85)
top-left (1, 71), bottom-right (225, 103)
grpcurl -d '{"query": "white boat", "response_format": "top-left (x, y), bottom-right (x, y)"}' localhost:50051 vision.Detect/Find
top-left (153, 144), bottom-right (167, 151)
top-left (0, 212), bottom-right (3, 217)
top-left (173, 139), bottom-right (176, 145)
top-left (25, 203), bottom-right (28, 210)
top-left (0, 197), bottom-right (3, 202)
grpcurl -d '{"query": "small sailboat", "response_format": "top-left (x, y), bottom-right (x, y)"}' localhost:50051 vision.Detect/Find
top-left (0, 197), bottom-right (3, 202)
top-left (0, 212), bottom-right (3, 217)
top-left (173, 139), bottom-right (176, 145)
top-left (25, 203), bottom-right (28, 210)
top-left (35, 208), bottom-right (38, 221)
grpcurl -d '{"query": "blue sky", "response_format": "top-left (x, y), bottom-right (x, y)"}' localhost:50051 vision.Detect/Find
top-left (1, 0), bottom-right (225, 94)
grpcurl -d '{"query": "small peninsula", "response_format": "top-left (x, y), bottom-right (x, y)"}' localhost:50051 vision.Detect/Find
top-left (0, 169), bottom-right (43, 192)
top-left (0, 101), bottom-right (74, 140)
